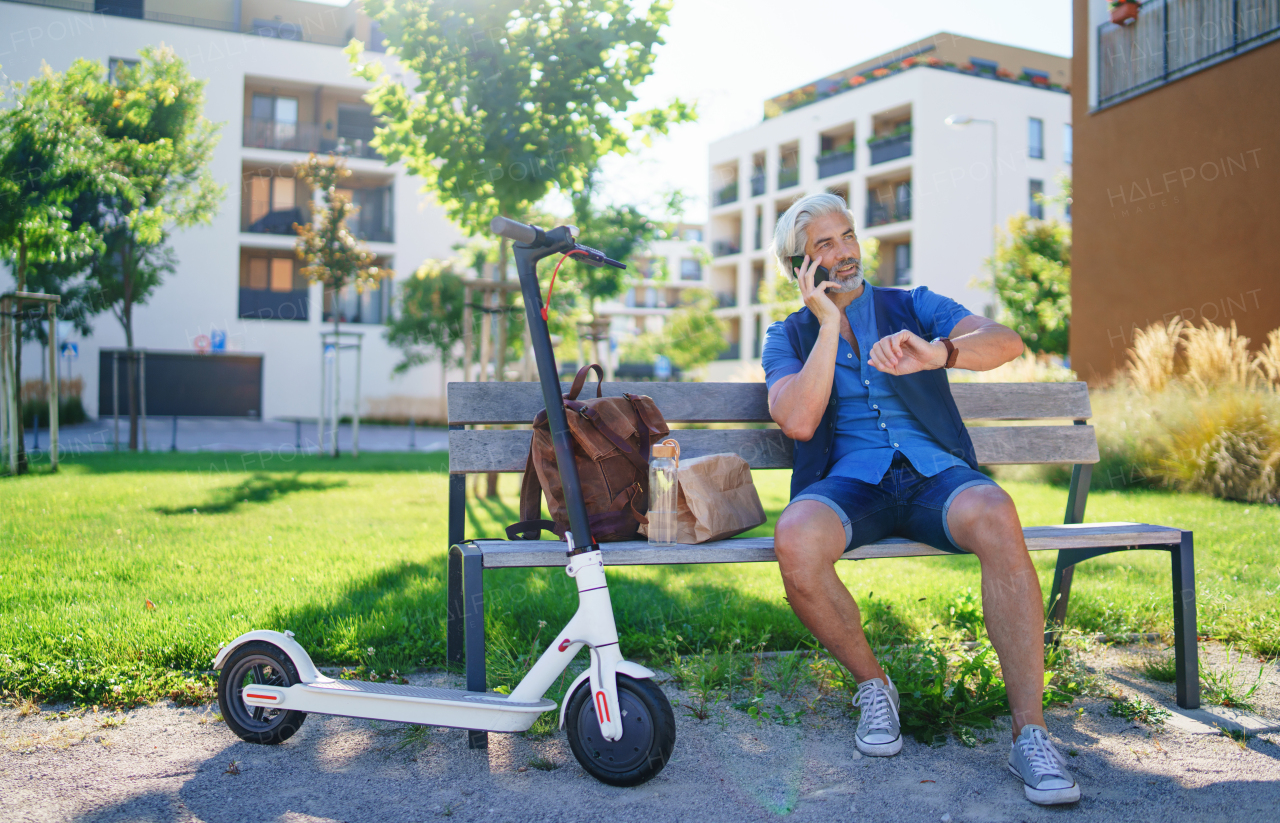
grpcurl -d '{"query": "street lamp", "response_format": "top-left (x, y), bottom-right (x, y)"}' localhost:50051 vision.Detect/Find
top-left (946, 114), bottom-right (998, 316)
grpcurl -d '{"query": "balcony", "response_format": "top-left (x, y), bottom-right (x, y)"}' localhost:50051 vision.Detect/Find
top-left (817, 150), bottom-right (855, 179)
top-left (1097, 0), bottom-right (1280, 107)
top-left (750, 173), bottom-right (766, 196)
top-left (869, 131), bottom-right (912, 165)
top-left (712, 241), bottom-right (740, 257)
top-left (713, 181), bottom-right (739, 206)
top-left (715, 292), bottom-right (738, 309)
top-left (866, 199), bottom-right (912, 227)
top-left (238, 289), bottom-right (308, 322)
top-left (777, 166), bottom-right (799, 190)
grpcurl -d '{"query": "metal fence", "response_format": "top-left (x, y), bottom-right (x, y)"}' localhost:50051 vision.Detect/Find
top-left (1098, 0), bottom-right (1280, 106)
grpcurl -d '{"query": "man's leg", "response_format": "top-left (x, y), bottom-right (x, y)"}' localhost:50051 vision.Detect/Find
top-left (945, 485), bottom-right (1046, 736)
top-left (773, 501), bottom-right (886, 683)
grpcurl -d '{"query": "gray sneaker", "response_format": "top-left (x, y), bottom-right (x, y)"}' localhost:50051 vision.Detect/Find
top-left (1008, 724), bottom-right (1081, 805)
top-left (853, 677), bottom-right (902, 756)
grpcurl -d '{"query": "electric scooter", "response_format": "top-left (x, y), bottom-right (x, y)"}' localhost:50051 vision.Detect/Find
top-left (214, 218), bottom-right (677, 787)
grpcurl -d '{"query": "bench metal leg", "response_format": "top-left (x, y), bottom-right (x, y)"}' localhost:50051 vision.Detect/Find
top-left (1044, 555), bottom-right (1076, 645)
top-left (446, 473), bottom-right (466, 667)
top-left (1171, 531), bottom-right (1201, 710)
top-left (460, 541), bottom-right (488, 749)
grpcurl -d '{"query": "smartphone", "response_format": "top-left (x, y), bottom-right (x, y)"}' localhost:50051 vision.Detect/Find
top-left (790, 255), bottom-right (830, 286)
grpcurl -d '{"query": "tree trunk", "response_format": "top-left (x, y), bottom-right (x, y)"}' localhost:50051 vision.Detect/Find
top-left (122, 243), bottom-right (138, 451)
top-left (13, 238), bottom-right (28, 473)
top-left (487, 239), bottom-right (508, 499)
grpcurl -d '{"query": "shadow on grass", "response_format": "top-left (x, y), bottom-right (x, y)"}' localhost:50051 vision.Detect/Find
top-left (49, 450), bottom-right (449, 475)
top-left (156, 472), bottom-right (349, 515)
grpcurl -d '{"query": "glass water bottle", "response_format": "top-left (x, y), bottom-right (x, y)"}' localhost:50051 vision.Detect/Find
top-left (647, 439), bottom-right (680, 547)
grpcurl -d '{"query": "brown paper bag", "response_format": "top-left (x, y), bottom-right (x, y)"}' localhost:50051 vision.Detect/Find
top-left (643, 453), bottom-right (766, 544)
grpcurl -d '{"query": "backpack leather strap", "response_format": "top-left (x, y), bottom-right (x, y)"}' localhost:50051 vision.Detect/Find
top-left (566, 363), bottom-right (604, 400)
top-left (510, 448), bottom-right (556, 540)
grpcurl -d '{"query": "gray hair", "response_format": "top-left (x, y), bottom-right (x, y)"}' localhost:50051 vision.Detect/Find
top-left (771, 193), bottom-right (856, 279)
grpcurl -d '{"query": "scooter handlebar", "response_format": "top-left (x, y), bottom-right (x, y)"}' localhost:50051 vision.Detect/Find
top-left (490, 216), bottom-right (539, 245)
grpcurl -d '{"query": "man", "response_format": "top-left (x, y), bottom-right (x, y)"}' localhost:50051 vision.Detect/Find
top-left (762, 193), bottom-right (1079, 806)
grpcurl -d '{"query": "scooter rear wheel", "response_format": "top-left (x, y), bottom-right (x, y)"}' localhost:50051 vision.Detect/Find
top-left (565, 674), bottom-right (676, 787)
top-left (217, 640), bottom-right (307, 745)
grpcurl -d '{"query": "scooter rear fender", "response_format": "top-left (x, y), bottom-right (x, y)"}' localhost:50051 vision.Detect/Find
top-left (213, 630), bottom-right (327, 684)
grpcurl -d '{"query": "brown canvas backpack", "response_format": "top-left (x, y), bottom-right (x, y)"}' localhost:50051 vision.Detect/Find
top-left (506, 364), bottom-right (670, 543)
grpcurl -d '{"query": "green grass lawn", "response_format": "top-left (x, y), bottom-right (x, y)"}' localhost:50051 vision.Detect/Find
top-left (2, 451), bottom-right (1277, 707)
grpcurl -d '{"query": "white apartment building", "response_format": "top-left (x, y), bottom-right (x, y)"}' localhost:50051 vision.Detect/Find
top-left (1, 0), bottom-right (463, 423)
top-left (704, 33), bottom-right (1072, 379)
top-left (591, 224), bottom-right (707, 375)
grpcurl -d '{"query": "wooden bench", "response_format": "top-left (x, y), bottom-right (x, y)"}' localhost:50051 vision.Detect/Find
top-left (446, 380), bottom-right (1200, 747)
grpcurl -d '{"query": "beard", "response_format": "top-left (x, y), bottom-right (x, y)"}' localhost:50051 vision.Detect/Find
top-left (827, 257), bottom-right (864, 293)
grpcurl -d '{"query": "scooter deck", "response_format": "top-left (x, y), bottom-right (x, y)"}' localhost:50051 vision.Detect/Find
top-left (247, 678), bottom-right (559, 733)
top-left (307, 678), bottom-right (554, 709)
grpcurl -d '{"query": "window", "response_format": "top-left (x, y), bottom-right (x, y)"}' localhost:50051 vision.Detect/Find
top-left (324, 278), bottom-right (390, 325)
top-left (107, 57), bottom-right (138, 84)
top-left (894, 181), bottom-right (912, 220)
top-left (246, 176), bottom-right (301, 234)
top-left (969, 57), bottom-right (998, 75)
top-left (240, 255), bottom-right (308, 321)
top-left (1029, 179), bottom-right (1044, 219)
top-left (368, 20), bottom-right (388, 53)
top-left (1063, 124), bottom-right (1073, 165)
top-left (252, 95), bottom-right (298, 131)
top-left (1028, 118), bottom-right (1044, 159)
top-left (682, 228), bottom-right (702, 242)
top-left (679, 259), bottom-right (702, 281)
top-left (893, 243), bottom-right (912, 286)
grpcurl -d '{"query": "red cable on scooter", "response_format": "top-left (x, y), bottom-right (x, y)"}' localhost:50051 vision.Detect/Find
top-left (542, 249), bottom-right (586, 321)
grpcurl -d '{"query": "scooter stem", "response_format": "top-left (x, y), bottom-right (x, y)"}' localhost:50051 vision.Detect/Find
top-left (513, 236), bottom-right (597, 553)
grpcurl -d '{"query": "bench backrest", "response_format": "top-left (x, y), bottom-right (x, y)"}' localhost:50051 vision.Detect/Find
top-left (447, 381), bottom-right (1099, 475)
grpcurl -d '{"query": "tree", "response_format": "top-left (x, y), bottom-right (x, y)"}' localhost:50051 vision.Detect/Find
top-left (564, 173), bottom-right (664, 314)
top-left (349, 0), bottom-right (694, 368)
top-left (0, 63), bottom-right (112, 472)
top-left (987, 214), bottom-right (1071, 356)
top-left (294, 154), bottom-right (383, 456)
top-left (385, 258), bottom-right (466, 405)
top-left (621, 289), bottom-right (726, 376)
top-left (77, 47), bottom-right (223, 451)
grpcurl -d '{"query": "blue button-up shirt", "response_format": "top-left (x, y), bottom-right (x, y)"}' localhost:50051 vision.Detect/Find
top-left (762, 286), bottom-right (973, 484)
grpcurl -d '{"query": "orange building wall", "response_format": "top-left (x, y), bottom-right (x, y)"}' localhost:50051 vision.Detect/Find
top-left (1070, 0), bottom-right (1280, 383)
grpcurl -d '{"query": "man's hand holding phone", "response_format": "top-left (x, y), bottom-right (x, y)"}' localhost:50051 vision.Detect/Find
top-left (793, 255), bottom-right (841, 328)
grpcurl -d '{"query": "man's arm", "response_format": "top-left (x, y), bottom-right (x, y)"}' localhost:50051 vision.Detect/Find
top-left (866, 315), bottom-right (1024, 376)
top-left (768, 257), bottom-right (842, 441)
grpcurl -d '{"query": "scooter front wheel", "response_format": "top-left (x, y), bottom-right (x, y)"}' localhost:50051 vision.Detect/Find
top-left (565, 674), bottom-right (676, 787)
top-left (217, 640), bottom-right (308, 745)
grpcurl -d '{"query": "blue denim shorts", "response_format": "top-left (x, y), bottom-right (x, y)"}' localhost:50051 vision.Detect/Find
top-left (789, 454), bottom-right (999, 554)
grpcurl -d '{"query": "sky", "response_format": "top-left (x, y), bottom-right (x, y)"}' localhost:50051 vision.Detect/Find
top-left (317, 0), bottom-right (1074, 222)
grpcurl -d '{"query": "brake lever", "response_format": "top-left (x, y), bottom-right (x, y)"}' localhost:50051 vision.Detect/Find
top-left (573, 244), bottom-right (627, 270)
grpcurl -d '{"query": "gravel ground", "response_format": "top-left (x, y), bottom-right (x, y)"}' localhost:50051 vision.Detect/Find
top-left (2, 642), bottom-right (1277, 823)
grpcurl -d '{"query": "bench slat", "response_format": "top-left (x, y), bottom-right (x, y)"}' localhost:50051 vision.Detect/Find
top-left (447, 381), bottom-right (1093, 424)
top-left (469, 522), bottom-right (1184, 568)
top-left (447, 424), bottom-right (1098, 473)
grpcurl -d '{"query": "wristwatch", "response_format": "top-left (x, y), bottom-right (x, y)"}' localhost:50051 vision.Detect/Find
top-left (934, 337), bottom-right (958, 369)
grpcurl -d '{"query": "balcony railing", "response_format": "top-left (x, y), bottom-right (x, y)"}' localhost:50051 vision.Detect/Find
top-left (869, 132), bottom-right (912, 165)
top-left (244, 119), bottom-right (321, 153)
top-left (866, 199), bottom-right (912, 227)
top-left (716, 342), bottom-right (741, 361)
top-left (244, 119), bottom-right (383, 159)
top-left (715, 292), bottom-right (738, 308)
top-left (245, 208), bottom-right (307, 235)
top-left (712, 241), bottom-right (740, 257)
top-left (750, 173), bottom-right (766, 196)
top-left (1097, 0), bottom-right (1280, 107)
top-left (238, 289), bottom-right (308, 322)
top-left (713, 181), bottom-right (739, 206)
top-left (817, 150), bottom-right (855, 178)
top-left (777, 166), bottom-right (799, 190)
